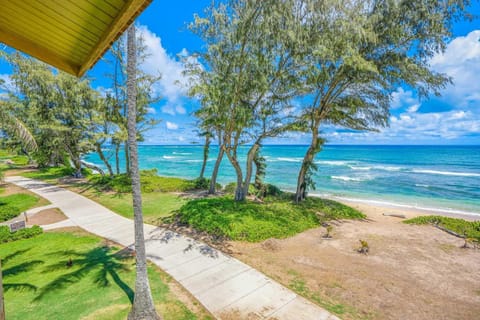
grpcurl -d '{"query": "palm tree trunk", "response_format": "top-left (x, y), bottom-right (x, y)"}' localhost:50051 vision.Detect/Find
top-left (0, 259), bottom-right (5, 320)
top-left (126, 25), bottom-right (161, 320)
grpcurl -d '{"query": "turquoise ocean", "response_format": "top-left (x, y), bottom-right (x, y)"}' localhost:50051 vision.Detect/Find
top-left (84, 145), bottom-right (480, 217)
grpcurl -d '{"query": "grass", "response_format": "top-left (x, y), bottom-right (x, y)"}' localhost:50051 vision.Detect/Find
top-left (0, 230), bottom-right (211, 320)
top-left (0, 193), bottom-right (42, 222)
top-left (286, 270), bottom-right (371, 319)
top-left (82, 191), bottom-right (185, 225)
top-left (404, 215), bottom-right (480, 241)
top-left (21, 167), bottom-right (79, 183)
top-left (175, 195), bottom-right (365, 242)
top-left (88, 169), bottom-right (197, 193)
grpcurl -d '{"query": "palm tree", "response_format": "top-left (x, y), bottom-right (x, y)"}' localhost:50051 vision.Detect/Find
top-left (126, 25), bottom-right (161, 320)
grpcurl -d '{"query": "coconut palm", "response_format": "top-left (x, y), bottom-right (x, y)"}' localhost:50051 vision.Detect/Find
top-left (125, 25), bottom-right (161, 320)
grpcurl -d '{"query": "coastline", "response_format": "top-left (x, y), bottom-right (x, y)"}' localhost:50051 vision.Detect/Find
top-left (332, 196), bottom-right (480, 221)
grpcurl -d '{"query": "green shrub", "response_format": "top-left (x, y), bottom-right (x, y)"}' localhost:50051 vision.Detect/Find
top-left (0, 225), bottom-right (43, 243)
top-left (404, 215), bottom-right (480, 241)
top-left (223, 182), bottom-right (237, 194)
top-left (0, 193), bottom-right (40, 222)
top-left (192, 177), bottom-right (209, 189)
top-left (223, 182), bottom-right (256, 195)
top-left (177, 195), bottom-right (364, 242)
top-left (0, 205), bottom-right (20, 222)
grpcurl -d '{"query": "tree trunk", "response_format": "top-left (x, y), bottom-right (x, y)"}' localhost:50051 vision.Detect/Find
top-left (199, 135), bottom-right (210, 179)
top-left (209, 146), bottom-right (224, 194)
top-left (95, 143), bottom-right (113, 176)
top-left (295, 124), bottom-right (320, 203)
top-left (253, 148), bottom-right (264, 190)
top-left (126, 25), bottom-right (161, 320)
top-left (125, 141), bottom-right (130, 175)
top-left (225, 149), bottom-right (245, 201)
top-left (242, 142), bottom-right (260, 198)
top-left (115, 142), bottom-right (120, 174)
top-left (0, 260), bottom-right (4, 320)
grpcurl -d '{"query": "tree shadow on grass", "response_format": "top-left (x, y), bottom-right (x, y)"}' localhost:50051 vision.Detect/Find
top-left (34, 245), bottom-right (134, 303)
top-left (2, 248), bottom-right (42, 293)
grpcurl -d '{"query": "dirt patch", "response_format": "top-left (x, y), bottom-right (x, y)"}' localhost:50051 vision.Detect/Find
top-left (27, 208), bottom-right (67, 226)
top-left (230, 204), bottom-right (480, 320)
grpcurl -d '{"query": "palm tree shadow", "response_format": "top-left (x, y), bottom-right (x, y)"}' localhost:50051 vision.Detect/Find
top-left (34, 245), bottom-right (134, 303)
top-left (2, 248), bottom-right (41, 293)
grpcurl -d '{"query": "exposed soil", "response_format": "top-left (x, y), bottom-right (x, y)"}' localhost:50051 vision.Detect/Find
top-left (230, 202), bottom-right (480, 320)
top-left (27, 208), bottom-right (67, 226)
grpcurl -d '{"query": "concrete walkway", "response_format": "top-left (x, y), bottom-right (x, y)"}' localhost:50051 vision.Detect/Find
top-left (6, 176), bottom-right (338, 320)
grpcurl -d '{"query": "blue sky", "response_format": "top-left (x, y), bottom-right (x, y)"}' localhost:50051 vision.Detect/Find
top-left (1, 1), bottom-right (480, 145)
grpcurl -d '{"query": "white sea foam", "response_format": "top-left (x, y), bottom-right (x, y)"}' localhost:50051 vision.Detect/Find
top-left (415, 184), bottom-right (430, 188)
top-left (173, 152), bottom-right (192, 155)
top-left (331, 176), bottom-right (364, 182)
top-left (376, 166), bottom-right (403, 171)
top-left (276, 157), bottom-right (303, 162)
top-left (349, 166), bottom-right (372, 171)
top-left (184, 159), bottom-right (203, 163)
top-left (316, 160), bottom-right (351, 166)
top-left (162, 155), bottom-right (177, 159)
top-left (412, 169), bottom-right (480, 177)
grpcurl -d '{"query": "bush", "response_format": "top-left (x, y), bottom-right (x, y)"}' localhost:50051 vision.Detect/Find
top-left (0, 205), bottom-right (20, 222)
top-left (404, 215), bottom-right (480, 241)
top-left (223, 182), bottom-right (237, 194)
top-left (0, 193), bottom-right (40, 222)
top-left (0, 225), bottom-right (43, 243)
top-left (177, 195), bottom-right (365, 242)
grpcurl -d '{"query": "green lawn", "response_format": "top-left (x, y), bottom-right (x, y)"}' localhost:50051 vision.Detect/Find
top-left (81, 191), bottom-right (185, 225)
top-left (0, 230), bottom-right (211, 320)
top-left (0, 193), bottom-right (43, 222)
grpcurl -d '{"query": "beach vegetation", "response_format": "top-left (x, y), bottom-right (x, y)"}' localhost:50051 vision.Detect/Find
top-left (357, 240), bottom-right (369, 255)
top-left (404, 216), bottom-right (480, 242)
top-left (175, 195), bottom-right (364, 242)
top-left (0, 230), bottom-right (210, 320)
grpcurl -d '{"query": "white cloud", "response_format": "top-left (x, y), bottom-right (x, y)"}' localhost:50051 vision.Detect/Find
top-left (161, 104), bottom-right (176, 115)
top-left (175, 105), bottom-right (186, 115)
top-left (431, 30), bottom-right (480, 107)
top-left (137, 25), bottom-right (191, 116)
top-left (166, 121), bottom-right (179, 130)
top-left (146, 107), bottom-right (156, 114)
top-left (390, 87), bottom-right (418, 109)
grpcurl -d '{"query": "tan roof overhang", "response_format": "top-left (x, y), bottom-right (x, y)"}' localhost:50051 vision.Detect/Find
top-left (0, 0), bottom-right (152, 76)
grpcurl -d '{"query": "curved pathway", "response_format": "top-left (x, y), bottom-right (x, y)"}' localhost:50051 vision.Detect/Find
top-left (6, 176), bottom-right (338, 320)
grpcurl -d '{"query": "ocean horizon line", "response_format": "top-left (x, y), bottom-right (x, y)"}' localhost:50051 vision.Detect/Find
top-left (129, 144), bottom-right (480, 147)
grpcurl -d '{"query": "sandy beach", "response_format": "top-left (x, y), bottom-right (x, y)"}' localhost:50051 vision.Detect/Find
top-left (230, 201), bottom-right (480, 320)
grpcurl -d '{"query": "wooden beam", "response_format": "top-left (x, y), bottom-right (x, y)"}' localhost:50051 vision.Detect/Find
top-left (77, 0), bottom-right (152, 77)
top-left (0, 27), bottom-right (80, 75)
